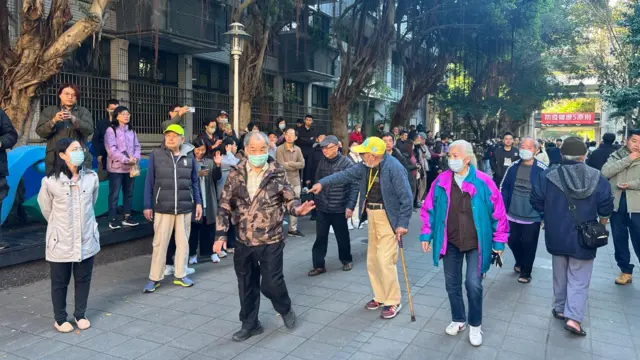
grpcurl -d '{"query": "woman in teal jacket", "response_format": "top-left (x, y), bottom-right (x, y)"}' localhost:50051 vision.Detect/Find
top-left (419, 140), bottom-right (509, 347)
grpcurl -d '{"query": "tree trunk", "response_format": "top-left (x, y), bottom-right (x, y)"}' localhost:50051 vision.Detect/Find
top-left (0, 0), bottom-right (111, 143)
top-left (330, 98), bottom-right (349, 154)
top-left (239, 98), bottom-right (252, 132)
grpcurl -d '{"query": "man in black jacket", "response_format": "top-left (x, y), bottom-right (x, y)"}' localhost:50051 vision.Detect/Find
top-left (586, 133), bottom-right (617, 171)
top-left (308, 136), bottom-right (358, 276)
top-left (92, 99), bottom-right (119, 173)
top-left (0, 109), bottom-right (17, 246)
top-left (296, 115), bottom-right (317, 187)
top-left (491, 132), bottom-right (520, 185)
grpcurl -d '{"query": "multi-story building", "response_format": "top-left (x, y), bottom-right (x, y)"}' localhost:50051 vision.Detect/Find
top-left (12, 0), bottom-right (425, 145)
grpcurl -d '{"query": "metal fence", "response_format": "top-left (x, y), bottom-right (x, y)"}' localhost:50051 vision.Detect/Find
top-left (33, 72), bottom-right (331, 143)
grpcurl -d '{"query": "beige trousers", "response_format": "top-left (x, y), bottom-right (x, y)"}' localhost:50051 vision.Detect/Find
top-left (366, 208), bottom-right (401, 305)
top-left (289, 185), bottom-right (301, 232)
top-left (149, 213), bottom-right (191, 281)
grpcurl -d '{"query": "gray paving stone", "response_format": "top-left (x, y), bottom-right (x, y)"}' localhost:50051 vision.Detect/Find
top-left (0, 331), bottom-right (44, 353)
top-left (297, 308), bottom-right (341, 326)
top-left (109, 319), bottom-right (159, 337)
top-left (234, 346), bottom-right (288, 360)
top-left (199, 337), bottom-right (251, 360)
top-left (411, 331), bottom-right (458, 354)
top-left (398, 344), bottom-right (449, 360)
top-left (53, 327), bottom-right (105, 345)
top-left (591, 340), bottom-right (637, 360)
top-left (349, 352), bottom-right (389, 360)
top-left (359, 337), bottom-right (408, 359)
top-left (500, 336), bottom-right (546, 360)
top-left (11, 338), bottom-right (70, 359)
top-left (277, 319), bottom-right (323, 338)
top-left (77, 331), bottom-right (129, 353)
top-left (135, 344), bottom-right (192, 360)
top-left (374, 324), bottom-right (418, 343)
top-left (289, 339), bottom-right (341, 360)
top-left (39, 346), bottom-right (99, 360)
top-left (194, 319), bottom-right (239, 337)
top-left (328, 315), bottom-right (372, 332)
top-left (310, 326), bottom-right (356, 347)
top-left (450, 340), bottom-right (499, 360)
top-left (256, 331), bottom-right (307, 353)
top-left (169, 331), bottom-right (219, 352)
top-left (104, 338), bottom-right (161, 359)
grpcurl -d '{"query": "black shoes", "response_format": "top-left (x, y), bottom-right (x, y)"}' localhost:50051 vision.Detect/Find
top-left (282, 310), bottom-right (296, 329)
top-left (232, 324), bottom-right (264, 342)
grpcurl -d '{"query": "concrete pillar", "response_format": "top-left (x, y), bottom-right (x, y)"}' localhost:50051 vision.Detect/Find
top-left (274, 75), bottom-right (284, 118)
top-left (178, 54), bottom-right (194, 140)
top-left (304, 83), bottom-right (313, 114)
top-left (109, 38), bottom-right (129, 106)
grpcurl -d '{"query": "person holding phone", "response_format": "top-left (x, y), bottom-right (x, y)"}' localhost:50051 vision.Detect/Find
top-left (601, 129), bottom-right (640, 285)
top-left (188, 138), bottom-right (222, 264)
top-left (36, 84), bottom-right (94, 173)
top-left (104, 106), bottom-right (141, 229)
top-left (161, 104), bottom-right (189, 132)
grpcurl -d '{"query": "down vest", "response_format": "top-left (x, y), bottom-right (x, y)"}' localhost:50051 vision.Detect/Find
top-left (38, 170), bottom-right (100, 263)
top-left (314, 153), bottom-right (358, 214)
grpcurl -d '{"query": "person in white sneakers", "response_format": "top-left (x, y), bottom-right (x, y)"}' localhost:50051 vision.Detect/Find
top-left (419, 140), bottom-right (509, 346)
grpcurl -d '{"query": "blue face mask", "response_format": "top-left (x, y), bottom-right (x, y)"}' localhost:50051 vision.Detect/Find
top-left (248, 153), bottom-right (268, 167)
top-left (69, 150), bottom-right (84, 166)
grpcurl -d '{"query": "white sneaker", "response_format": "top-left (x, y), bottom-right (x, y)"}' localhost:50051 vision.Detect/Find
top-left (189, 255), bottom-right (198, 265)
top-left (469, 325), bottom-right (483, 346)
top-left (185, 267), bottom-right (195, 276)
top-left (347, 222), bottom-right (355, 230)
top-left (211, 254), bottom-right (221, 263)
top-left (363, 220), bottom-right (368, 225)
top-left (164, 265), bottom-right (175, 276)
top-left (445, 321), bottom-right (466, 336)
top-left (219, 250), bottom-right (228, 258)
top-left (329, 226), bottom-right (334, 234)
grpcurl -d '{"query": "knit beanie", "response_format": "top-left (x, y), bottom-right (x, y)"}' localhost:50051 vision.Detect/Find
top-left (560, 136), bottom-right (587, 156)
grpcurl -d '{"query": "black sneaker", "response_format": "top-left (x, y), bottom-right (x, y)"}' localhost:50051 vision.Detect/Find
top-left (288, 230), bottom-right (304, 238)
top-left (232, 324), bottom-right (264, 342)
top-left (122, 215), bottom-right (139, 227)
top-left (109, 218), bottom-right (122, 229)
top-left (282, 310), bottom-right (296, 329)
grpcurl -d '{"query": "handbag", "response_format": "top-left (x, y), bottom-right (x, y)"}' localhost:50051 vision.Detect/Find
top-left (130, 163), bottom-right (140, 178)
top-left (557, 167), bottom-right (609, 249)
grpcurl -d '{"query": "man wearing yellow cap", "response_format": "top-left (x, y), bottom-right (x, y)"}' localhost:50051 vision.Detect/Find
top-left (142, 124), bottom-right (203, 293)
top-left (311, 136), bottom-right (413, 319)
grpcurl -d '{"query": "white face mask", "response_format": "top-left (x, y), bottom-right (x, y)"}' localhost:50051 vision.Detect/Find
top-left (519, 149), bottom-right (534, 160)
top-left (448, 159), bottom-right (465, 173)
top-left (589, 146), bottom-right (596, 152)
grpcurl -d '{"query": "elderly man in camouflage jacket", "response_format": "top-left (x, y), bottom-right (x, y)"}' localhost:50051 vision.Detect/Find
top-left (215, 132), bottom-right (315, 342)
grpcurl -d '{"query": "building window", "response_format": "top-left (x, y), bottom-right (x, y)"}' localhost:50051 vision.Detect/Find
top-left (62, 39), bottom-right (110, 76)
top-left (283, 79), bottom-right (304, 104)
top-left (128, 46), bottom-right (178, 84)
top-left (192, 59), bottom-right (210, 89)
top-left (391, 64), bottom-right (402, 90)
top-left (311, 85), bottom-right (329, 108)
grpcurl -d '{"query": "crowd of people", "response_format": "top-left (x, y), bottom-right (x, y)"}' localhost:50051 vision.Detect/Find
top-left (15, 83), bottom-right (640, 350)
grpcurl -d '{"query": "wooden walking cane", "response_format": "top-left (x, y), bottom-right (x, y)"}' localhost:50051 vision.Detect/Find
top-left (398, 236), bottom-right (416, 322)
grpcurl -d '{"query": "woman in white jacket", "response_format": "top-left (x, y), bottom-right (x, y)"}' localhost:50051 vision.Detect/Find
top-left (38, 138), bottom-right (100, 333)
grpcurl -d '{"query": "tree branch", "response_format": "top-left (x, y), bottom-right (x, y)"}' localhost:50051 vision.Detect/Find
top-left (45, 0), bottom-right (72, 47)
top-left (42, 0), bottom-right (111, 62)
top-left (0, 0), bottom-right (16, 69)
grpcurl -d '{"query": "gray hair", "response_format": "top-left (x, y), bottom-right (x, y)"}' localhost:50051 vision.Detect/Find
top-left (244, 131), bottom-right (269, 148)
top-left (449, 140), bottom-right (478, 168)
top-left (520, 137), bottom-right (537, 148)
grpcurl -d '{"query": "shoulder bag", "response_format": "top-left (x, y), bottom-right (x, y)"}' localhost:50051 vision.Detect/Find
top-left (557, 166), bottom-right (609, 249)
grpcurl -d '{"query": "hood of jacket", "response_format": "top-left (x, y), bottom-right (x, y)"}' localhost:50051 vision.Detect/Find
top-left (546, 161), bottom-right (601, 199)
top-left (161, 142), bottom-right (195, 157)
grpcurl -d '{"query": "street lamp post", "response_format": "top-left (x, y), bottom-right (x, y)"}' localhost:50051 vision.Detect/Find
top-left (224, 23), bottom-right (251, 136)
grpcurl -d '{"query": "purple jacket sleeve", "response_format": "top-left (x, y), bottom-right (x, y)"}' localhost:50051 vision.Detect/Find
top-left (133, 133), bottom-right (141, 160)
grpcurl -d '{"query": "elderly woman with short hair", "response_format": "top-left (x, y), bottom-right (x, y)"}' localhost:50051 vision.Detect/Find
top-left (420, 140), bottom-right (509, 347)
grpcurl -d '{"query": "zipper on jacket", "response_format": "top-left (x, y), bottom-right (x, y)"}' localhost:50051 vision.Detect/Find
top-left (173, 155), bottom-right (178, 215)
top-left (156, 186), bottom-right (162, 204)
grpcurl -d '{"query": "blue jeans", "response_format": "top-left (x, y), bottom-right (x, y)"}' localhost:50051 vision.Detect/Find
top-left (443, 244), bottom-right (483, 327)
top-left (610, 193), bottom-right (640, 274)
top-left (108, 172), bottom-right (134, 219)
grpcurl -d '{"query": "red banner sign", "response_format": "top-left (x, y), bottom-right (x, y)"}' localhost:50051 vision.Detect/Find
top-left (541, 112), bottom-right (595, 125)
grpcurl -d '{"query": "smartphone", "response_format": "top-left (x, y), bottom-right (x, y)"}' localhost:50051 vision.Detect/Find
top-left (200, 165), bottom-right (208, 170)
top-left (188, 106), bottom-right (196, 113)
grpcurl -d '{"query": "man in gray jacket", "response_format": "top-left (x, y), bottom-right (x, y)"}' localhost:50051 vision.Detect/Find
top-left (601, 129), bottom-right (640, 285)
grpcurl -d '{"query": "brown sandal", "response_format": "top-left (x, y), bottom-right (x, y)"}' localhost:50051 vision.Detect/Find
top-left (308, 268), bottom-right (327, 277)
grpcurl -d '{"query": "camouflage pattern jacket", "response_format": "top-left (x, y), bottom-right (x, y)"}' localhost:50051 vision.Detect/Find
top-left (216, 159), bottom-right (301, 246)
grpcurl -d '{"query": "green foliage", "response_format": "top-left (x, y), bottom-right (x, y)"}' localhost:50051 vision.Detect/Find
top-left (542, 98), bottom-right (598, 113)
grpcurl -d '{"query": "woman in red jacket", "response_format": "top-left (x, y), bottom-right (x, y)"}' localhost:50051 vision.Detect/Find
top-left (348, 124), bottom-right (363, 144)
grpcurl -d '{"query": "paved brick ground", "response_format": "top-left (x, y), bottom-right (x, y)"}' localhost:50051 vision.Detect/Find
top-left (1, 216), bottom-right (640, 360)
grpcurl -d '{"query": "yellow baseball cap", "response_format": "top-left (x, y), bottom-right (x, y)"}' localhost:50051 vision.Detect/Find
top-left (352, 136), bottom-right (385, 155)
top-left (164, 124), bottom-right (185, 136)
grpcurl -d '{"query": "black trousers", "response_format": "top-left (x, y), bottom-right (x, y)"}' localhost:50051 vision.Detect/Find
top-left (312, 211), bottom-right (353, 269)
top-left (508, 221), bottom-right (542, 278)
top-left (189, 218), bottom-right (214, 257)
top-left (50, 256), bottom-right (95, 325)
top-left (234, 242), bottom-right (291, 330)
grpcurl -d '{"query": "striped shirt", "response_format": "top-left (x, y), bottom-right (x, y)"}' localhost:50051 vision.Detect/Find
top-left (246, 162), bottom-right (269, 201)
